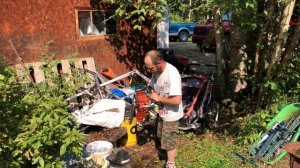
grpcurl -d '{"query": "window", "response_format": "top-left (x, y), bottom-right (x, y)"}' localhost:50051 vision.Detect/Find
top-left (76, 9), bottom-right (117, 38)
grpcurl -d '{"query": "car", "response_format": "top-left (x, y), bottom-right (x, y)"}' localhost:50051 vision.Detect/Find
top-left (192, 20), bottom-right (230, 48)
top-left (192, 16), bottom-right (297, 48)
top-left (169, 22), bottom-right (196, 42)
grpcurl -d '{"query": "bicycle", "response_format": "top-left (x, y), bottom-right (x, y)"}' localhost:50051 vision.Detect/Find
top-left (178, 63), bottom-right (219, 131)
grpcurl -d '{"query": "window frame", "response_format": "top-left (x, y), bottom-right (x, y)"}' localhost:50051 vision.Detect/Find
top-left (75, 8), bottom-right (118, 40)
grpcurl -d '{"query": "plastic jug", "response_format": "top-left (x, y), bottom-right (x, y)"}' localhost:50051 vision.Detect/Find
top-left (120, 117), bottom-right (137, 147)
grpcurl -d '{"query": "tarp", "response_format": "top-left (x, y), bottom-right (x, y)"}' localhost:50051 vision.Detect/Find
top-left (72, 99), bottom-right (126, 128)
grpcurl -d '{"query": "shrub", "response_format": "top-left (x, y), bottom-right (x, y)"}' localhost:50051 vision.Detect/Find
top-left (234, 56), bottom-right (300, 146)
top-left (0, 56), bottom-right (88, 167)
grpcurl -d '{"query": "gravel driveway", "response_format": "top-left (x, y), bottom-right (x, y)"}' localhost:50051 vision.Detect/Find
top-left (169, 42), bottom-right (216, 74)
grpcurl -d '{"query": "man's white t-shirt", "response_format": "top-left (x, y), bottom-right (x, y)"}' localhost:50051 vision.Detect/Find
top-left (151, 63), bottom-right (184, 121)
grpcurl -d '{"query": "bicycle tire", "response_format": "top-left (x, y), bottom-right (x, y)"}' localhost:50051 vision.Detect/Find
top-left (206, 102), bottom-right (220, 128)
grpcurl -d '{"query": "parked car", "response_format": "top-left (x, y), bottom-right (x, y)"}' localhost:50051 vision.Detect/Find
top-left (192, 20), bottom-right (230, 48)
top-left (169, 22), bottom-right (196, 42)
top-left (192, 15), bottom-right (296, 48)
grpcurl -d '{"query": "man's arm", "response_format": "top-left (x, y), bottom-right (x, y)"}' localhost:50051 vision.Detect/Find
top-left (150, 91), bottom-right (181, 105)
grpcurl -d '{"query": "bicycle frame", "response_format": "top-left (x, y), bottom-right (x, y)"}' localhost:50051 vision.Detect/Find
top-left (179, 72), bottom-right (214, 130)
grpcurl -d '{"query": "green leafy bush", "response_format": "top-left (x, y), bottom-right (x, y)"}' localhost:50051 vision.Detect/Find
top-left (235, 56), bottom-right (300, 146)
top-left (0, 61), bottom-right (33, 167)
top-left (0, 56), bottom-right (88, 167)
top-left (234, 105), bottom-right (277, 145)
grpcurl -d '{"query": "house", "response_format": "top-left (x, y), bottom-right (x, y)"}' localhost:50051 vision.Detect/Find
top-left (0, 0), bottom-right (156, 81)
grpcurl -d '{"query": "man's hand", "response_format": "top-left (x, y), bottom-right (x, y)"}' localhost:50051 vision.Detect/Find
top-left (150, 91), bottom-right (181, 105)
top-left (150, 91), bottom-right (160, 102)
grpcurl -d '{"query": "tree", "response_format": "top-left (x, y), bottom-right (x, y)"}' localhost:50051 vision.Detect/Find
top-left (104, 0), bottom-right (300, 108)
top-left (210, 0), bottom-right (299, 105)
top-left (212, 5), bottom-right (227, 99)
top-left (100, 0), bottom-right (168, 30)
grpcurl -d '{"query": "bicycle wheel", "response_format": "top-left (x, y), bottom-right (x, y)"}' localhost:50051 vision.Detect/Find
top-left (206, 102), bottom-right (220, 128)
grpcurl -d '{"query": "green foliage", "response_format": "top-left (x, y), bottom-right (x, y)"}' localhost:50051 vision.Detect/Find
top-left (0, 53), bottom-right (87, 167)
top-left (101, 0), bottom-right (167, 30)
top-left (252, 57), bottom-right (300, 107)
top-left (234, 105), bottom-right (277, 146)
top-left (169, 0), bottom-right (212, 23)
top-left (274, 58), bottom-right (300, 102)
top-left (234, 57), bottom-right (300, 145)
top-left (0, 61), bottom-right (32, 167)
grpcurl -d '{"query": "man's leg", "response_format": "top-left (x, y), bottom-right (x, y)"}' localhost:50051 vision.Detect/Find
top-left (167, 148), bottom-right (176, 162)
top-left (161, 120), bottom-right (179, 168)
top-left (166, 148), bottom-right (176, 167)
top-left (156, 117), bottom-right (167, 160)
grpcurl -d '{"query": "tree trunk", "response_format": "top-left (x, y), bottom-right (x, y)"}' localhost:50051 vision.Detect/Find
top-left (188, 0), bottom-right (192, 22)
top-left (229, 23), bottom-right (248, 93)
top-left (213, 5), bottom-right (226, 99)
top-left (254, 0), bottom-right (275, 76)
top-left (266, 0), bottom-right (296, 77)
top-left (281, 13), bottom-right (300, 63)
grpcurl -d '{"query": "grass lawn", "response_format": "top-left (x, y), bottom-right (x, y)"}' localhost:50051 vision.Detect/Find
top-left (175, 131), bottom-right (289, 168)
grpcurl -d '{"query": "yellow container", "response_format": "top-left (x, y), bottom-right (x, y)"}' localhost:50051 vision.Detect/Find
top-left (120, 117), bottom-right (137, 147)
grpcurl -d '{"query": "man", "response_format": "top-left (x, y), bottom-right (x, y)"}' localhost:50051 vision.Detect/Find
top-left (144, 50), bottom-right (183, 168)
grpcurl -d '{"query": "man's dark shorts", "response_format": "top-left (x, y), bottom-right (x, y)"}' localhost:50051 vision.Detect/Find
top-left (157, 117), bottom-right (179, 151)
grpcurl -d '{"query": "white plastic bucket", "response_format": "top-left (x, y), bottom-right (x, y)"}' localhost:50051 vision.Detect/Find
top-left (85, 141), bottom-right (113, 159)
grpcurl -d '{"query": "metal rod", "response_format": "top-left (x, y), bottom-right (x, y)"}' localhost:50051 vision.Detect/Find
top-left (99, 69), bottom-right (150, 87)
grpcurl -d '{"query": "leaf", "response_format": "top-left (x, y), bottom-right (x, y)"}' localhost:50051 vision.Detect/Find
top-left (60, 144), bottom-right (67, 156)
top-left (32, 157), bottom-right (39, 164)
top-left (56, 164), bottom-right (63, 168)
top-left (137, 25), bottom-right (142, 31)
top-left (260, 113), bottom-right (266, 119)
top-left (40, 112), bottom-right (46, 120)
top-left (149, 10), bottom-right (155, 16)
top-left (130, 9), bottom-right (140, 15)
top-left (12, 150), bottom-right (22, 157)
top-left (0, 74), bottom-right (4, 80)
top-left (72, 146), bottom-right (82, 155)
top-left (139, 16), bottom-right (145, 22)
top-left (45, 163), bottom-right (52, 168)
top-left (156, 13), bottom-right (163, 18)
top-left (243, 139), bottom-right (248, 145)
top-left (246, 2), bottom-right (254, 8)
top-left (249, 136), bottom-right (252, 142)
top-left (118, 9), bottom-right (124, 16)
top-left (40, 102), bottom-right (50, 109)
top-left (39, 158), bottom-right (45, 167)
top-left (60, 118), bottom-right (68, 125)
top-left (54, 113), bottom-right (59, 120)
top-left (65, 137), bottom-right (71, 145)
top-left (158, 0), bottom-right (167, 4)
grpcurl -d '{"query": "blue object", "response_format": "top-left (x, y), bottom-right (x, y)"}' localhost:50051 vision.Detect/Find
top-left (169, 22), bottom-right (196, 42)
top-left (109, 88), bottom-right (132, 104)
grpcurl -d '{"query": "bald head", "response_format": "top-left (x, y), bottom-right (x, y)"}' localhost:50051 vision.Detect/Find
top-left (144, 50), bottom-right (165, 74)
top-left (144, 50), bottom-right (163, 65)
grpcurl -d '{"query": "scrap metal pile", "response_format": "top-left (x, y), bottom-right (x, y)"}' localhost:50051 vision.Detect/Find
top-left (67, 68), bottom-right (155, 130)
top-left (65, 68), bottom-right (155, 167)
